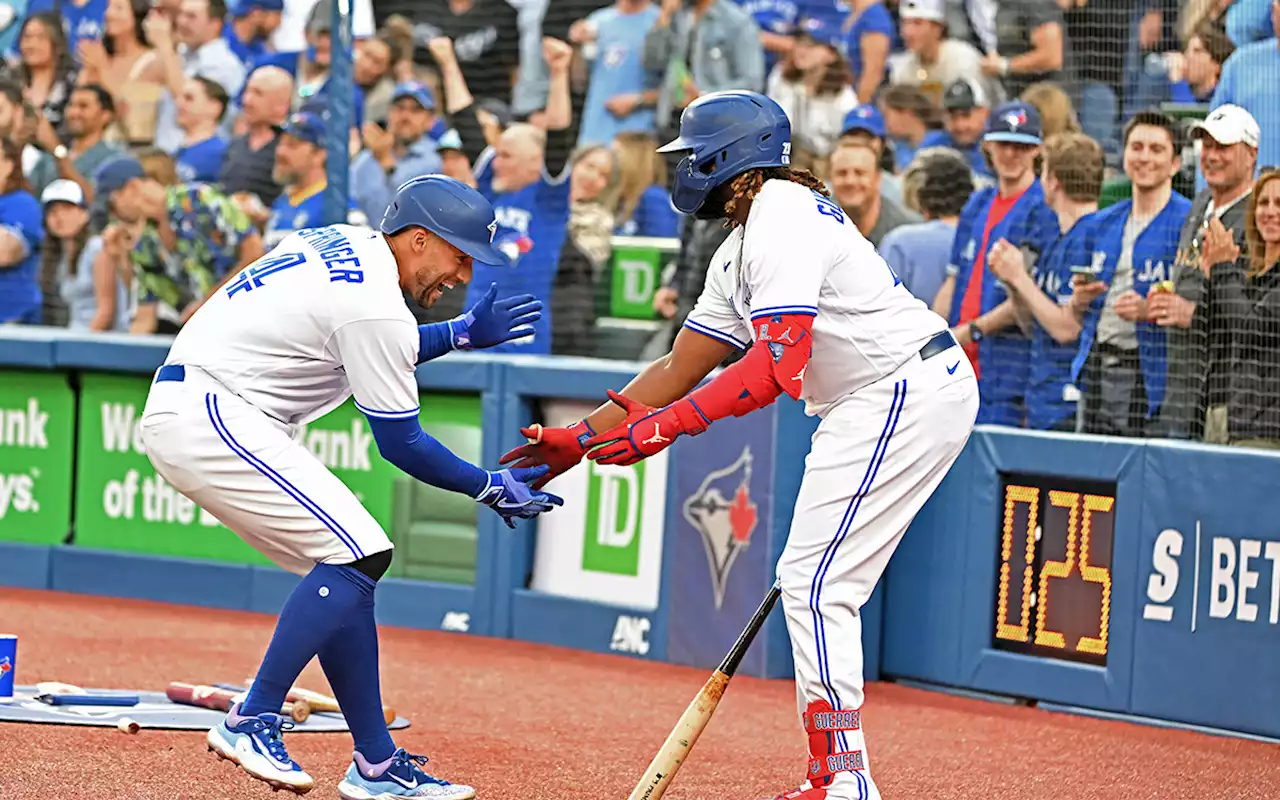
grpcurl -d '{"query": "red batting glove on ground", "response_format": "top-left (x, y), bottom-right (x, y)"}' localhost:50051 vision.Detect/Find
top-left (498, 419), bottom-right (593, 490)
top-left (583, 390), bottom-right (709, 466)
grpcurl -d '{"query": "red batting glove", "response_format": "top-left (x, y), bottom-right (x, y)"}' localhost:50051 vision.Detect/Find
top-left (583, 390), bottom-right (709, 467)
top-left (498, 419), bottom-right (593, 490)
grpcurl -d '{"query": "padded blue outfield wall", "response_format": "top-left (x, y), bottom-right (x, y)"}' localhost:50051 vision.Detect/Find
top-left (0, 329), bottom-right (1277, 739)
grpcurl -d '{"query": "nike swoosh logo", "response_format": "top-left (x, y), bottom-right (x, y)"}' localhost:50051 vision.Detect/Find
top-left (496, 499), bottom-right (526, 509)
top-left (388, 773), bottom-right (418, 790)
top-left (947, 361), bottom-right (960, 375)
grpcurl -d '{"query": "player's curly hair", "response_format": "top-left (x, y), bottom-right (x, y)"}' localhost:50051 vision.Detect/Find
top-left (723, 167), bottom-right (830, 226)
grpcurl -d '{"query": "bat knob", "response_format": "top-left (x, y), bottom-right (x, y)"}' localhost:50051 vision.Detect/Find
top-left (527, 424), bottom-right (543, 444)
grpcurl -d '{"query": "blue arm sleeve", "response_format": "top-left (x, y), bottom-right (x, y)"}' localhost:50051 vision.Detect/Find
top-left (364, 414), bottom-right (487, 497)
top-left (417, 321), bottom-right (458, 364)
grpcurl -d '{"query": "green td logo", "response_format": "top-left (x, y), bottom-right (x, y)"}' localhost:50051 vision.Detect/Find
top-left (582, 459), bottom-right (645, 576)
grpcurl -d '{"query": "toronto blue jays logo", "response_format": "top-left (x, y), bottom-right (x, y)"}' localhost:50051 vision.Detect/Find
top-left (1003, 109), bottom-right (1028, 131)
top-left (0, 657), bottom-right (10, 678)
top-left (683, 447), bottom-right (759, 609)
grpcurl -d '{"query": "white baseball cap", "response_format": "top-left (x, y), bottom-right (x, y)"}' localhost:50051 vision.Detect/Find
top-left (1192, 104), bottom-right (1260, 148)
top-left (40, 179), bottom-right (86, 208)
top-left (899, 0), bottom-right (946, 23)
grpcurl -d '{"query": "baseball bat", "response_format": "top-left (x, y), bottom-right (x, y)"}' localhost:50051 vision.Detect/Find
top-left (241, 678), bottom-right (397, 725)
top-left (165, 682), bottom-right (311, 723)
top-left (626, 580), bottom-right (783, 800)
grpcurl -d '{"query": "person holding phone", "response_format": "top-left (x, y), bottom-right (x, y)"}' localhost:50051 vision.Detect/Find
top-left (986, 132), bottom-right (1106, 432)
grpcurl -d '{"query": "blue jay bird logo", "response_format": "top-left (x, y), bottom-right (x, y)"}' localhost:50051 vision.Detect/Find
top-left (682, 447), bottom-right (759, 609)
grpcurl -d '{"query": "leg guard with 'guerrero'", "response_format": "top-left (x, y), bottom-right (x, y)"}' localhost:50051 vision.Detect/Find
top-left (774, 700), bottom-right (871, 800)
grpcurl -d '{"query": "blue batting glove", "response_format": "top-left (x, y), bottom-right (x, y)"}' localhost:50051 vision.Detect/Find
top-left (474, 465), bottom-right (565, 529)
top-left (449, 283), bottom-right (543, 350)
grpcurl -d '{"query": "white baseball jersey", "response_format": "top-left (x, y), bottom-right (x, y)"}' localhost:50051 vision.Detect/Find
top-left (164, 225), bottom-right (422, 427)
top-left (683, 179), bottom-right (948, 416)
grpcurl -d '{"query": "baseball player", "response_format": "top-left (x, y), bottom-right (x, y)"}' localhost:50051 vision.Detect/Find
top-left (140, 175), bottom-right (562, 799)
top-left (501, 91), bottom-right (979, 800)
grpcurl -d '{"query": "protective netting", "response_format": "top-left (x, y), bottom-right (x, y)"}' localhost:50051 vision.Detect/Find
top-left (5, 0), bottom-right (1278, 445)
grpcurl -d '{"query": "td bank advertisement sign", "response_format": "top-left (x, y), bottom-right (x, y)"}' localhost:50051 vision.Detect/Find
top-left (530, 401), bottom-right (666, 610)
top-left (0, 371), bottom-right (75, 544)
top-left (73, 373), bottom-right (474, 565)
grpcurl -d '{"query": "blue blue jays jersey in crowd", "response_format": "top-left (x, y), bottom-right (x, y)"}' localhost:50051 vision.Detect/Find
top-left (0, 189), bottom-right (45, 323)
top-left (616, 186), bottom-right (679, 238)
top-left (176, 137), bottom-right (229, 184)
top-left (23, 0), bottom-right (105, 58)
top-left (577, 3), bottom-right (662, 147)
top-left (733, 0), bottom-right (800, 73)
top-left (948, 181), bottom-right (1059, 427)
top-left (265, 183), bottom-right (366, 248)
top-left (920, 129), bottom-right (993, 180)
top-left (1025, 213), bottom-right (1099, 431)
top-left (1071, 192), bottom-right (1192, 419)
top-left (470, 151), bottom-right (572, 355)
top-left (224, 21), bottom-right (267, 70)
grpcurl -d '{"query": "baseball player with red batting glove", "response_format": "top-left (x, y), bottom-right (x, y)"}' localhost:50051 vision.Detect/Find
top-left (501, 90), bottom-right (979, 800)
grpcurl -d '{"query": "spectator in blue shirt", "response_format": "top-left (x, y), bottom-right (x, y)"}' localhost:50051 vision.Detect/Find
top-left (570, 0), bottom-right (663, 149)
top-left (1168, 20), bottom-right (1235, 105)
top-left (880, 84), bottom-right (936, 174)
top-left (1226, 0), bottom-right (1276, 45)
top-left (249, 0), bottom-right (364, 128)
top-left (921, 78), bottom-right (994, 182)
top-left (1211, 3), bottom-right (1280, 181)
top-left (841, 0), bottom-right (894, 103)
top-left (264, 110), bottom-right (365, 247)
top-left (174, 75), bottom-right (229, 183)
top-left (21, 0), bottom-right (106, 60)
top-left (733, 0), bottom-right (801, 74)
top-left (839, 102), bottom-right (903, 202)
top-left (612, 130), bottom-right (679, 237)
top-left (880, 146), bottom-right (973, 305)
top-left (350, 80), bottom-right (443, 224)
top-left (223, 0), bottom-right (282, 71)
top-left (987, 132), bottom-right (1105, 432)
top-left (0, 138), bottom-right (45, 324)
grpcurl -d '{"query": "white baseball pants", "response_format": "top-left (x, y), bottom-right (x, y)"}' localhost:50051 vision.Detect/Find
top-left (777, 347), bottom-right (979, 799)
top-left (139, 366), bottom-right (392, 576)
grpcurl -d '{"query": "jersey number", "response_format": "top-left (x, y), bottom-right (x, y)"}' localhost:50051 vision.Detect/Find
top-left (812, 191), bottom-right (901, 287)
top-left (226, 252), bottom-right (307, 298)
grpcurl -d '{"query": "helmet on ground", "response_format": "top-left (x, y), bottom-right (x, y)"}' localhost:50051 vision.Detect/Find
top-left (657, 90), bottom-right (792, 215)
top-left (379, 175), bottom-right (503, 265)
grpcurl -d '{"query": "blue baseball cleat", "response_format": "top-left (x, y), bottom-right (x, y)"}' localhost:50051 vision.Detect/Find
top-left (338, 748), bottom-right (476, 799)
top-left (206, 703), bottom-right (315, 794)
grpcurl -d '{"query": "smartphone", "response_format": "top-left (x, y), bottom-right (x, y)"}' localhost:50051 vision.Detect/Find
top-left (1070, 264), bottom-right (1101, 282)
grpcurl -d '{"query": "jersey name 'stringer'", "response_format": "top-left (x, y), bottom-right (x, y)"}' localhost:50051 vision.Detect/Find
top-left (683, 180), bottom-right (947, 415)
top-left (163, 224), bottom-right (423, 427)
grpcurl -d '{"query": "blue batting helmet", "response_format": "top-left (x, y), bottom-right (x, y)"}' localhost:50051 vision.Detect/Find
top-left (657, 90), bottom-right (792, 216)
top-left (380, 175), bottom-right (504, 265)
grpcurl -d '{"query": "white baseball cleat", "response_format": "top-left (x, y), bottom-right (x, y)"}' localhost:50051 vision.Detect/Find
top-left (206, 703), bottom-right (314, 794)
top-left (338, 748), bottom-right (476, 799)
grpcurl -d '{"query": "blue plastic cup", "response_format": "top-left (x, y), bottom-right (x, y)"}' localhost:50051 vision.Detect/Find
top-left (0, 634), bottom-right (14, 699)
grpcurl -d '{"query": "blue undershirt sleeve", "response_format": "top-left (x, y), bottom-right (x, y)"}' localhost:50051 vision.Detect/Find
top-left (363, 415), bottom-right (487, 497)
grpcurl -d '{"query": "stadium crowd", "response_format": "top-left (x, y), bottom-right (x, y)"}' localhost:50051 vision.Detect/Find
top-left (0, 0), bottom-right (1277, 447)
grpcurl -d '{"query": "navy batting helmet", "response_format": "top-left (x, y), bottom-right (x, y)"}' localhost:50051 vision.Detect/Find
top-left (380, 175), bottom-right (503, 265)
top-left (657, 90), bottom-right (792, 216)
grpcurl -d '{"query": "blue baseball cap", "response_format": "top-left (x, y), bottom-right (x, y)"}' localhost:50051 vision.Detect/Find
top-left (842, 105), bottom-right (885, 139)
top-left (984, 101), bottom-right (1042, 146)
top-left (94, 156), bottom-right (146, 197)
top-left (391, 81), bottom-right (435, 111)
top-left (233, 0), bottom-right (283, 16)
top-left (796, 13), bottom-right (843, 49)
top-left (280, 110), bottom-right (326, 147)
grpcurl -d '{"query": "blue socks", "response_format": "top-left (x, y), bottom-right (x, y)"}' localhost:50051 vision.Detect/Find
top-left (318, 592), bottom-right (396, 763)
top-left (241, 563), bottom-right (375, 718)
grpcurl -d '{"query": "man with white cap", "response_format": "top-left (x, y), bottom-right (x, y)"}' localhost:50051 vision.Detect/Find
top-left (888, 0), bottom-right (997, 108)
top-left (1151, 103), bottom-right (1259, 443)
